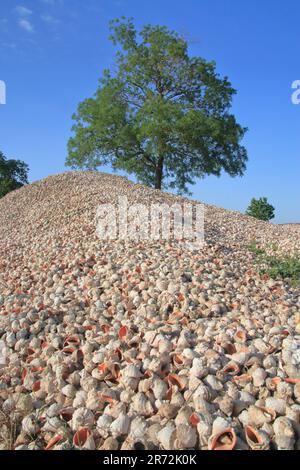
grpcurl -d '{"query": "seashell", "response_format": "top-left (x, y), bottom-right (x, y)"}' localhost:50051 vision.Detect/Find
top-left (119, 389), bottom-right (134, 404)
top-left (222, 342), bottom-right (237, 355)
top-left (120, 436), bottom-right (148, 450)
top-left (158, 403), bottom-right (179, 419)
top-left (86, 390), bottom-right (100, 410)
top-left (128, 416), bottom-right (148, 440)
top-left (174, 406), bottom-right (193, 426)
top-left (123, 364), bottom-right (143, 379)
top-left (167, 374), bottom-right (186, 391)
top-left (260, 422), bottom-right (275, 438)
top-left (100, 437), bottom-right (119, 450)
top-left (196, 414), bottom-right (213, 448)
top-left (147, 423), bottom-right (162, 446)
top-left (71, 407), bottom-right (94, 431)
top-left (234, 330), bottom-right (247, 343)
top-left (208, 428), bottom-right (237, 451)
top-left (97, 414), bottom-right (114, 438)
top-left (233, 374), bottom-right (252, 386)
top-left (212, 416), bottom-right (231, 435)
top-left (104, 402), bottom-right (126, 419)
top-left (45, 434), bottom-right (63, 450)
top-left (73, 390), bottom-right (87, 408)
top-left (244, 426), bottom-right (270, 450)
top-left (144, 331), bottom-right (157, 345)
top-left (265, 397), bottom-right (286, 416)
top-left (61, 384), bottom-right (76, 399)
top-left (218, 395), bottom-right (234, 416)
top-left (224, 381), bottom-right (239, 400)
top-left (276, 381), bottom-right (293, 400)
top-left (230, 352), bottom-right (249, 365)
top-left (251, 367), bottom-right (267, 387)
top-left (157, 423), bottom-right (176, 450)
top-left (110, 412), bottom-right (130, 437)
top-left (2, 397), bottom-right (15, 414)
top-left (189, 375), bottom-right (202, 391)
top-left (273, 417), bottom-right (295, 450)
top-left (60, 407), bottom-right (74, 422)
top-left (194, 383), bottom-right (215, 402)
top-left (147, 357), bottom-right (164, 374)
top-left (42, 416), bottom-right (64, 433)
top-left (193, 396), bottom-right (215, 414)
top-left (222, 362), bottom-right (240, 376)
top-left (158, 340), bottom-right (173, 354)
top-left (152, 378), bottom-right (168, 400)
top-left (294, 382), bottom-right (300, 403)
top-left (247, 406), bottom-right (276, 427)
top-left (46, 403), bottom-right (62, 418)
top-left (204, 375), bottom-right (223, 392)
top-left (67, 371), bottom-right (81, 386)
top-left (284, 377), bottom-right (300, 384)
top-left (73, 427), bottom-right (95, 450)
top-left (21, 415), bottom-right (40, 436)
top-left (131, 392), bottom-right (154, 417)
top-left (189, 412), bottom-right (200, 427)
top-left (175, 424), bottom-right (197, 449)
top-left (190, 358), bottom-right (208, 378)
top-left (285, 406), bottom-right (300, 436)
top-left (118, 325), bottom-right (128, 340)
top-left (92, 351), bottom-right (105, 365)
top-left (64, 335), bottom-right (80, 347)
top-left (120, 375), bottom-right (139, 391)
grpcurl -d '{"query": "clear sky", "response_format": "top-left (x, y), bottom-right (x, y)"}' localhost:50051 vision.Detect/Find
top-left (0, 0), bottom-right (299, 223)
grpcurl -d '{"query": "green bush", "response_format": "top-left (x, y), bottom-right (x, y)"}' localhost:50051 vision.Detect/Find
top-left (262, 255), bottom-right (300, 285)
top-left (0, 151), bottom-right (29, 198)
top-left (246, 197), bottom-right (275, 222)
top-left (248, 240), bottom-right (300, 286)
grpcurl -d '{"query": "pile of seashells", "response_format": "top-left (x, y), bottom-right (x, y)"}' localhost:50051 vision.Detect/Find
top-left (0, 172), bottom-right (299, 450)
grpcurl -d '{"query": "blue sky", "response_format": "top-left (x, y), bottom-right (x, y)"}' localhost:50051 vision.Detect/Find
top-left (0, 0), bottom-right (299, 223)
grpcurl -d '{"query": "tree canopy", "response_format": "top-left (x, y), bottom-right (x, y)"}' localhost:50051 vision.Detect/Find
top-left (0, 151), bottom-right (29, 198)
top-left (246, 197), bottom-right (275, 222)
top-left (67, 18), bottom-right (248, 194)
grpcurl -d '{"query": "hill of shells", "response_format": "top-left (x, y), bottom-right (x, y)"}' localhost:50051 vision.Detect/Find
top-left (0, 171), bottom-right (300, 451)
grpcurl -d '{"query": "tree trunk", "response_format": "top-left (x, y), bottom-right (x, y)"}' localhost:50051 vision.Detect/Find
top-left (154, 156), bottom-right (164, 190)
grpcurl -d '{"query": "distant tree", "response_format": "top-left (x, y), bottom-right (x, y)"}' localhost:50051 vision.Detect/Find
top-left (67, 18), bottom-right (248, 194)
top-left (0, 151), bottom-right (29, 198)
top-left (246, 197), bottom-right (275, 222)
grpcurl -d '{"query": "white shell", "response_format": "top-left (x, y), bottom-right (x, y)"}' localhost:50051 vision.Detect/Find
top-left (175, 424), bottom-right (197, 449)
top-left (265, 397), bottom-right (286, 416)
top-left (153, 378), bottom-right (168, 400)
top-left (61, 384), bottom-right (76, 398)
top-left (273, 417), bottom-right (295, 450)
top-left (21, 415), bottom-right (39, 435)
top-left (110, 412), bottom-right (130, 437)
top-left (97, 414), bottom-right (114, 438)
top-left (71, 407), bottom-right (94, 431)
top-left (128, 416), bottom-right (148, 440)
top-left (251, 368), bottom-right (267, 387)
top-left (123, 364), bottom-right (143, 379)
top-left (157, 424), bottom-right (176, 450)
top-left (131, 392), bottom-right (154, 416)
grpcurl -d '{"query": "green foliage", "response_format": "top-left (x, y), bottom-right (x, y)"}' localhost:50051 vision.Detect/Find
top-left (248, 240), bottom-right (265, 256)
top-left (249, 240), bottom-right (300, 286)
top-left (246, 197), bottom-right (275, 222)
top-left (261, 255), bottom-right (300, 285)
top-left (0, 151), bottom-right (29, 198)
top-left (67, 18), bottom-right (248, 194)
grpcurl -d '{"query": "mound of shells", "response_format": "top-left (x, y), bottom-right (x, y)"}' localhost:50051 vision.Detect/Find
top-left (0, 171), bottom-right (299, 450)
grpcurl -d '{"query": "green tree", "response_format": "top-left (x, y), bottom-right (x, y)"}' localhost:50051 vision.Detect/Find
top-left (0, 151), bottom-right (29, 198)
top-left (67, 18), bottom-right (248, 194)
top-left (246, 197), bottom-right (275, 222)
